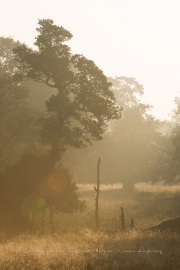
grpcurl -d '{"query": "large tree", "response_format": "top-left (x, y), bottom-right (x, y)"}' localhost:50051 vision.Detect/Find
top-left (4, 19), bottom-right (121, 232)
top-left (0, 36), bottom-right (84, 233)
top-left (14, 19), bottom-right (121, 164)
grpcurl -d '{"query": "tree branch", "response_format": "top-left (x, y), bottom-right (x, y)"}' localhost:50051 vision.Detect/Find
top-left (45, 77), bottom-right (57, 88)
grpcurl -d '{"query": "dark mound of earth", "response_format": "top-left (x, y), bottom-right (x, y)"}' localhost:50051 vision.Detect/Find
top-left (148, 217), bottom-right (180, 232)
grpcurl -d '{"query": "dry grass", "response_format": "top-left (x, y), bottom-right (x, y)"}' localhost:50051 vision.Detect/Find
top-left (0, 193), bottom-right (180, 269)
top-left (0, 230), bottom-right (179, 270)
top-left (135, 182), bottom-right (180, 194)
top-left (77, 183), bottom-right (123, 192)
top-left (77, 182), bottom-right (180, 194)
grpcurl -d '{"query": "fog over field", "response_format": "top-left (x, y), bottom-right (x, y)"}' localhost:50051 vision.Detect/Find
top-left (77, 182), bottom-right (180, 194)
top-left (0, 1), bottom-right (180, 269)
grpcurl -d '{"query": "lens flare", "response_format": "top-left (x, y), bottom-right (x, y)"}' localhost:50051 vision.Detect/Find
top-left (21, 194), bottom-right (46, 219)
top-left (47, 171), bottom-right (68, 192)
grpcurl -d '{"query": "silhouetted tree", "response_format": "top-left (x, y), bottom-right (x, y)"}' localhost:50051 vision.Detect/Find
top-left (14, 19), bottom-right (122, 165)
top-left (0, 35), bottom-right (85, 233)
top-left (0, 20), bottom-right (121, 233)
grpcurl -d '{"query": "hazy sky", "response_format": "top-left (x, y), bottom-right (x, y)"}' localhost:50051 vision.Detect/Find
top-left (1, 0), bottom-right (180, 120)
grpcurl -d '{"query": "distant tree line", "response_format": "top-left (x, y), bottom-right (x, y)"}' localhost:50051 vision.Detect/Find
top-left (63, 78), bottom-right (180, 193)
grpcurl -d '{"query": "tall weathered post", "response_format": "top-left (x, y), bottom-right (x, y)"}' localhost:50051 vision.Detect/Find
top-left (94, 157), bottom-right (101, 230)
top-left (120, 206), bottom-right (125, 231)
top-left (130, 218), bottom-right (135, 229)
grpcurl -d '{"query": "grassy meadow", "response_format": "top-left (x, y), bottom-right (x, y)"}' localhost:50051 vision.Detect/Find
top-left (0, 184), bottom-right (180, 270)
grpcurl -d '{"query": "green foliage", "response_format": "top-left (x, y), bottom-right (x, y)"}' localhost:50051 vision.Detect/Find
top-left (0, 149), bottom-right (84, 233)
top-left (0, 37), bottom-right (21, 75)
top-left (0, 73), bottom-right (38, 171)
top-left (14, 19), bottom-right (122, 158)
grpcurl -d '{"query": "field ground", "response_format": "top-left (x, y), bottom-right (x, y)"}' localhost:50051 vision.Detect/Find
top-left (0, 190), bottom-right (180, 269)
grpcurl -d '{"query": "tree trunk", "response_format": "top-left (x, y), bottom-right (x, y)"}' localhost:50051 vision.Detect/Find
top-left (94, 157), bottom-right (100, 229)
top-left (120, 206), bottom-right (125, 230)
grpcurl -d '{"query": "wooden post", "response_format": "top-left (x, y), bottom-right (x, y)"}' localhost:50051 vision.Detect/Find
top-left (94, 157), bottom-right (100, 230)
top-left (120, 206), bottom-right (125, 230)
top-left (130, 218), bottom-right (135, 229)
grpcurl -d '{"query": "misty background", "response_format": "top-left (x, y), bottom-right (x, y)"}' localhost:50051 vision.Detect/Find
top-left (0, 1), bottom-right (180, 236)
top-left (1, 0), bottom-right (180, 120)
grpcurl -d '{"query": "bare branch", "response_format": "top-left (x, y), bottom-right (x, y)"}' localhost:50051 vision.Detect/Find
top-left (46, 77), bottom-right (57, 88)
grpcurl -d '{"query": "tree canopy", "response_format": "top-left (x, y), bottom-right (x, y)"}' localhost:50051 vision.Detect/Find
top-left (14, 19), bottom-right (122, 162)
top-left (0, 37), bottom-right (21, 75)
